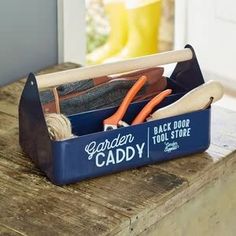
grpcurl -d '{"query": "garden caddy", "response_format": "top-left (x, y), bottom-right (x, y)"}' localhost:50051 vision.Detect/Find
top-left (19, 45), bottom-right (215, 185)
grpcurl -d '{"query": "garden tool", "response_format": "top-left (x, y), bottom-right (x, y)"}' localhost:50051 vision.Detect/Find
top-left (148, 80), bottom-right (224, 121)
top-left (86, 0), bottom-right (128, 65)
top-left (104, 0), bottom-right (162, 63)
top-left (103, 76), bottom-right (172, 130)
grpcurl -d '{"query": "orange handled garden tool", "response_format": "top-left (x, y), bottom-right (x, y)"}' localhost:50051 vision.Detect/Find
top-left (103, 76), bottom-right (172, 130)
top-left (132, 89), bottom-right (172, 125)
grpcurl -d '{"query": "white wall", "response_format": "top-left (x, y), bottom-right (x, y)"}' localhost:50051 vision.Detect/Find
top-left (0, 0), bottom-right (58, 86)
top-left (175, 0), bottom-right (236, 90)
top-left (57, 0), bottom-right (86, 65)
top-left (0, 0), bottom-right (86, 86)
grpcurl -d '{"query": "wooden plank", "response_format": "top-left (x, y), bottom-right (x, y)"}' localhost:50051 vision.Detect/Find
top-left (0, 101), bottom-right (19, 118)
top-left (211, 107), bottom-right (236, 151)
top-left (0, 149), bottom-right (186, 235)
top-left (0, 185), bottom-right (86, 236)
top-left (0, 123), bottom-right (188, 235)
top-left (0, 224), bottom-right (25, 236)
top-left (138, 159), bottom-right (236, 236)
top-left (0, 82), bottom-right (23, 106)
top-left (0, 112), bottom-right (18, 154)
top-left (0, 165), bottom-right (130, 236)
top-left (0, 124), bottom-right (19, 153)
top-left (0, 112), bottom-right (18, 131)
top-left (0, 149), bottom-right (129, 235)
top-left (0, 131), bottom-right (235, 235)
top-left (0, 130), bottom-right (19, 152)
top-left (128, 151), bottom-right (236, 235)
top-left (0, 111), bottom-right (17, 134)
top-left (0, 133), bottom-right (186, 235)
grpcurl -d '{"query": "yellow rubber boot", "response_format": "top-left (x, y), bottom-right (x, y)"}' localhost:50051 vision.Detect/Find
top-left (86, 0), bottom-right (128, 65)
top-left (104, 0), bottom-right (162, 63)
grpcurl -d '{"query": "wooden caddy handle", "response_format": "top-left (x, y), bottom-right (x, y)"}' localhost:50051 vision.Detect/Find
top-left (36, 48), bottom-right (193, 89)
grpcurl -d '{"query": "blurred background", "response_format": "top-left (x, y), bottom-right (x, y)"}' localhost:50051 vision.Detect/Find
top-left (0, 0), bottom-right (236, 111)
top-left (86, 0), bottom-right (174, 64)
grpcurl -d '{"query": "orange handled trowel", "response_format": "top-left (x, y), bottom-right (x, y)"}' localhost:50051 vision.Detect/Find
top-left (103, 76), bottom-right (172, 130)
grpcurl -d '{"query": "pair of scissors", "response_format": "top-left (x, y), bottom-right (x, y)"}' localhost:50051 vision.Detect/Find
top-left (103, 76), bottom-right (172, 131)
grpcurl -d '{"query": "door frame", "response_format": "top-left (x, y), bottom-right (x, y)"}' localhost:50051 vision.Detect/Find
top-left (174, 0), bottom-right (188, 49)
top-left (57, 0), bottom-right (86, 64)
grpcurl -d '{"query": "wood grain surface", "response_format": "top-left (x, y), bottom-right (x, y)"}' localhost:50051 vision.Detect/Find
top-left (0, 63), bottom-right (235, 236)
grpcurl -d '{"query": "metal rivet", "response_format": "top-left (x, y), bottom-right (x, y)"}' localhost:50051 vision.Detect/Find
top-left (31, 81), bottom-right (34, 86)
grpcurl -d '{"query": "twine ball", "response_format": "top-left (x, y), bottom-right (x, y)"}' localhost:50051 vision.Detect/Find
top-left (45, 113), bottom-right (73, 141)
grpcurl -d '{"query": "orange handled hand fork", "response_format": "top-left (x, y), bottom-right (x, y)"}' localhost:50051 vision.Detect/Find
top-left (132, 89), bottom-right (172, 125)
top-left (103, 76), bottom-right (172, 130)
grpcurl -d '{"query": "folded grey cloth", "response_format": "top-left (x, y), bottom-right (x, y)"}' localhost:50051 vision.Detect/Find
top-left (40, 79), bottom-right (94, 104)
top-left (60, 80), bottom-right (145, 114)
top-left (40, 67), bottom-right (166, 115)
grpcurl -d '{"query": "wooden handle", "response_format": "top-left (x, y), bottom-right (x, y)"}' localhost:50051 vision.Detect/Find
top-left (36, 48), bottom-right (193, 89)
top-left (149, 81), bottom-right (224, 121)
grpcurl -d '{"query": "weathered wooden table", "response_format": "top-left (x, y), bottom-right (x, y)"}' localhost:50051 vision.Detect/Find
top-left (0, 64), bottom-right (236, 236)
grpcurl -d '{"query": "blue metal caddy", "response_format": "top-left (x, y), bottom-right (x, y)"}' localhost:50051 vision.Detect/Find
top-left (19, 45), bottom-right (210, 185)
